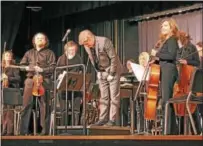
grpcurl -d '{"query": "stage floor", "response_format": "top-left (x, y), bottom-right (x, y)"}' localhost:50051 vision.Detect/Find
top-left (2, 135), bottom-right (203, 146)
top-left (1, 135), bottom-right (203, 140)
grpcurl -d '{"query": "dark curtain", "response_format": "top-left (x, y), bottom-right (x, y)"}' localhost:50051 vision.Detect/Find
top-left (123, 20), bottom-right (139, 64)
top-left (138, 10), bottom-right (203, 53)
top-left (1, 2), bottom-right (25, 51)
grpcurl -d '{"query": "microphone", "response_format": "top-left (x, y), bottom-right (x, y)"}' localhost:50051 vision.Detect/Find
top-left (62, 29), bottom-right (71, 42)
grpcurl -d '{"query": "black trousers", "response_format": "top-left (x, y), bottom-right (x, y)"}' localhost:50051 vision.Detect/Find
top-left (20, 78), bottom-right (51, 135)
top-left (59, 91), bottom-right (82, 125)
top-left (160, 62), bottom-right (178, 135)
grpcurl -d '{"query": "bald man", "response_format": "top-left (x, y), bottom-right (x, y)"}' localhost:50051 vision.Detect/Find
top-left (79, 30), bottom-right (123, 126)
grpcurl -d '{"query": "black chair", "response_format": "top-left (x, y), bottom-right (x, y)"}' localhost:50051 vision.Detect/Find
top-left (2, 88), bottom-right (23, 135)
top-left (186, 69), bottom-right (203, 135)
top-left (164, 68), bottom-right (203, 135)
top-left (2, 88), bottom-right (23, 106)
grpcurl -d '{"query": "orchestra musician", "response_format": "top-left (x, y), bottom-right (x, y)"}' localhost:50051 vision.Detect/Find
top-left (120, 52), bottom-right (149, 128)
top-left (19, 33), bottom-right (56, 135)
top-left (196, 42), bottom-right (203, 68)
top-left (1, 51), bottom-right (21, 135)
top-left (177, 31), bottom-right (201, 135)
top-left (120, 59), bottom-right (135, 127)
top-left (195, 41), bottom-right (203, 134)
top-left (56, 41), bottom-right (82, 125)
top-left (151, 18), bottom-right (179, 135)
top-left (78, 30), bottom-right (123, 126)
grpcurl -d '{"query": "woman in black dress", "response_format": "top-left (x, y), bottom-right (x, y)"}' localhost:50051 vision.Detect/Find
top-left (151, 18), bottom-right (179, 135)
top-left (1, 51), bottom-right (20, 135)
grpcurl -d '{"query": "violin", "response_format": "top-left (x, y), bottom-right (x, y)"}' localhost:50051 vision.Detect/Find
top-left (32, 71), bottom-right (45, 97)
top-left (2, 73), bottom-right (9, 88)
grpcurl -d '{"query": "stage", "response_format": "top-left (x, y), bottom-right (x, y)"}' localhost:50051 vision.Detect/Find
top-left (1, 135), bottom-right (203, 146)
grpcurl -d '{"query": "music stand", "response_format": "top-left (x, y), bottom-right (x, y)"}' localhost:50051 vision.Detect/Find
top-left (57, 72), bottom-right (91, 92)
top-left (56, 72), bottom-right (91, 133)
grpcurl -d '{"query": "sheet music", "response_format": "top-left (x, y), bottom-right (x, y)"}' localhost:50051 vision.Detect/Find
top-left (130, 62), bottom-right (150, 81)
top-left (56, 71), bottom-right (67, 89)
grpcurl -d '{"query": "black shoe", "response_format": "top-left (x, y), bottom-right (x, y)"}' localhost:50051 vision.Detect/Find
top-left (89, 120), bottom-right (107, 126)
top-left (103, 120), bottom-right (116, 126)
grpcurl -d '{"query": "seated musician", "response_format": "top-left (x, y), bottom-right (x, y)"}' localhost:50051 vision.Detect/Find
top-left (120, 52), bottom-right (149, 129)
top-left (20, 33), bottom-right (56, 135)
top-left (196, 41), bottom-right (203, 135)
top-left (56, 41), bottom-right (82, 126)
top-left (120, 59), bottom-right (135, 127)
top-left (177, 31), bottom-right (201, 135)
top-left (196, 41), bottom-right (203, 68)
top-left (1, 51), bottom-right (20, 135)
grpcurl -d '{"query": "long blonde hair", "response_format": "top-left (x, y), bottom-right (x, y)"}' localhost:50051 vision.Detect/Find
top-left (139, 52), bottom-right (150, 66)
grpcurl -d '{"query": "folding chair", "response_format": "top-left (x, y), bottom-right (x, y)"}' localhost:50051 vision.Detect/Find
top-left (186, 68), bottom-right (203, 135)
top-left (164, 68), bottom-right (203, 135)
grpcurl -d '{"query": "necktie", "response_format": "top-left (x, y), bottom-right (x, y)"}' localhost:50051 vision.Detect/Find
top-left (90, 48), bottom-right (99, 70)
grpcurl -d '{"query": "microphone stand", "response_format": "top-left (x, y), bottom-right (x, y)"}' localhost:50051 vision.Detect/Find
top-left (64, 36), bottom-right (69, 132)
top-left (131, 57), bottom-right (152, 135)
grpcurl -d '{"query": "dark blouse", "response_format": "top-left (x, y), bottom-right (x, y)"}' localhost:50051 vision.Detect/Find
top-left (56, 54), bottom-right (82, 74)
top-left (56, 54), bottom-right (83, 99)
top-left (177, 42), bottom-right (200, 67)
top-left (156, 36), bottom-right (179, 64)
top-left (3, 67), bottom-right (20, 88)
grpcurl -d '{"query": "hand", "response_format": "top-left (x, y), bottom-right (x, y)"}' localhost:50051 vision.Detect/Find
top-left (151, 49), bottom-right (157, 57)
top-left (107, 75), bottom-right (114, 82)
top-left (149, 60), bottom-right (155, 65)
top-left (97, 72), bottom-right (101, 80)
top-left (34, 66), bottom-right (43, 72)
top-left (2, 73), bottom-right (8, 79)
top-left (179, 59), bottom-right (187, 65)
top-left (25, 66), bottom-right (30, 71)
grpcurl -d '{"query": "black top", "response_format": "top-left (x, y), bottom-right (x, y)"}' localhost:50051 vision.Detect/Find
top-left (2, 67), bottom-right (20, 88)
top-left (20, 47), bottom-right (56, 77)
top-left (156, 36), bottom-right (179, 64)
top-left (200, 57), bottom-right (203, 69)
top-left (56, 54), bottom-right (82, 76)
top-left (56, 53), bottom-right (83, 99)
top-left (177, 42), bottom-right (200, 67)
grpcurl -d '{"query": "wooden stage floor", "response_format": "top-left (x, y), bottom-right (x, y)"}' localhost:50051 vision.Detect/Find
top-left (1, 126), bottom-right (203, 146)
top-left (1, 135), bottom-right (203, 146)
top-left (1, 135), bottom-right (203, 140)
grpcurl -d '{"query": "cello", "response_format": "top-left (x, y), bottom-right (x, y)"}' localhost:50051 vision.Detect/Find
top-left (137, 51), bottom-right (161, 121)
top-left (173, 31), bottom-right (197, 117)
top-left (144, 63), bottom-right (160, 120)
top-left (173, 64), bottom-right (197, 116)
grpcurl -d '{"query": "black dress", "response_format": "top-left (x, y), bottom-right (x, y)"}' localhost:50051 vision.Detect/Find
top-left (156, 36), bottom-right (179, 135)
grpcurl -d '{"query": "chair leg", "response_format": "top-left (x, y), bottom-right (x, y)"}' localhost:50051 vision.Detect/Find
top-left (186, 92), bottom-right (197, 135)
top-left (49, 113), bottom-right (54, 135)
top-left (14, 111), bottom-right (16, 135)
top-left (164, 102), bottom-right (169, 135)
top-left (16, 112), bottom-right (20, 136)
top-left (33, 111), bottom-right (37, 136)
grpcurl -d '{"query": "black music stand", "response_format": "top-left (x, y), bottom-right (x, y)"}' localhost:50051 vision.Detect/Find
top-left (2, 88), bottom-right (23, 106)
top-left (56, 72), bottom-right (91, 132)
top-left (57, 72), bottom-right (91, 92)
